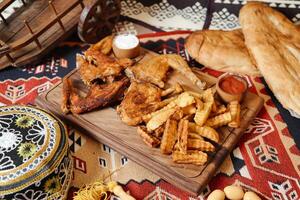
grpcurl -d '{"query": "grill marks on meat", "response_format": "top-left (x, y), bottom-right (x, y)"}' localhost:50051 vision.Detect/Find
top-left (63, 77), bottom-right (129, 114)
top-left (62, 36), bottom-right (133, 115)
top-left (125, 56), bottom-right (169, 88)
top-left (117, 82), bottom-right (162, 126)
top-left (78, 53), bottom-right (124, 86)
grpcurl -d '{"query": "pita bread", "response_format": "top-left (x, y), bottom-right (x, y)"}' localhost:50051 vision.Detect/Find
top-left (240, 2), bottom-right (300, 116)
top-left (185, 29), bottom-right (260, 76)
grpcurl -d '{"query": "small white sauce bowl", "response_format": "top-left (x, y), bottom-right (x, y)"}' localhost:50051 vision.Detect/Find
top-left (112, 34), bottom-right (140, 58)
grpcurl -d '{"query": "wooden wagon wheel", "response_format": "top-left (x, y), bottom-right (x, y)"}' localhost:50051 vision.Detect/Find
top-left (78, 0), bottom-right (121, 43)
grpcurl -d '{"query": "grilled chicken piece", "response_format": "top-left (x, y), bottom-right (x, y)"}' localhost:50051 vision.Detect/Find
top-left (77, 53), bottom-right (132, 86)
top-left (61, 78), bottom-right (75, 114)
top-left (125, 56), bottom-right (169, 88)
top-left (117, 82), bottom-right (162, 126)
top-left (87, 35), bottom-right (113, 55)
top-left (62, 77), bottom-right (129, 114)
top-left (78, 36), bottom-right (132, 86)
top-left (125, 54), bottom-right (206, 89)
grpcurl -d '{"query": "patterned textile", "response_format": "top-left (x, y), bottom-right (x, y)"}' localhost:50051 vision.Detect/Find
top-left (121, 0), bottom-right (300, 31)
top-left (0, 106), bottom-right (72, 200)
top-left (1, 0), bottom-right (300, 199)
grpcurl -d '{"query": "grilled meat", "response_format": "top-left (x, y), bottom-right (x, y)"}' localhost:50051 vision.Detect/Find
top-left (117, 82), bottom-right (162, 126)
top-left (62, 77), bottom-right (129, 114)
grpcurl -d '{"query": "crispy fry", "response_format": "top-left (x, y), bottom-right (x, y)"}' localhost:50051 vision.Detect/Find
top-left (170, 109), bottom-right (184, 120)
top-left (188, 133), bottom-right (204, 140)
top-left (228, 101), bottom-right (239, 119)
top-left (193, 88), bottom-right (215, 126)
top-left (202, 88), bottom-right (214, 103)
top-left (182, 105), bottom-right (197, 115)
top-left (143, 92), bottom-right (194, 122)
top-left (177, 119), bottom-right (189, 153)
top-left (211, 104), bottom-right (227, 117)
top-left (195, 97), bottom-right (204, 110)
top-left (183, 114), bottom-right (194, 121)
top-left (173, 142), bottom-right (180, 150)
top-left (142, 97), bottom-right (177, 123)
top-left (154, 124), bottom-right (165, 138)
top-left (205, 112), bottom-right (232, 128)
top-left (159, 96), bottom-right (178, 107)
top-left (212, 101), bottom-right (218, 113)
top-left (194, 101), bottom-right (213, 126)
top-left (188, 123), bottom-right (219, 142)
top-left (187, 139), bottom-right (215, 152)
top-left (137, 126), bottom-right (160, 147)
top-left (187, 91), bottom-right (202, 98)
top-left (147, 108), bottom-right (176, 131)
top-left (175, 92), bottom-right (195, 107)
top-left (160, 119), bottom-right (178, 154)
top-left (172, 150), bottom-right (208, 165)
top-left (228, 101), bottom-right (241, 128)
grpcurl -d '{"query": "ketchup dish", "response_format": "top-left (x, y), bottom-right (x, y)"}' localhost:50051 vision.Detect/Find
top-left (216, 73), bottom-right (248, 103)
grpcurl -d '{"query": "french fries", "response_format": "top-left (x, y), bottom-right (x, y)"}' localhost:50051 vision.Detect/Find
top-left (154, 124), bottom-right (165, 138)
top-left (188, 123), bottom-right (219, 143)
top-left (177, 119), bottom-right (189, 154)
top-left (194, 102), bottom-right (213, 126)
top-left (135, 85), bottom-right (242, 165)
top-left (160, 119), bottom-right (178, 154)
top-left (147, 108), bottom-right (176, 131)
top-left (182, 104), bottom-right (197, 115)
top-left (187, 139), bottom-right (215, 152)
top-left (172, 150), bottom-right (208, 165)
top-left (188, 132), bottom-right (204, 140)
top-left (143, 92), bottom-right (194, 122)
top-left (194, 88), bottom-right (214, 126)
top-left (137, 126), bottom-right (160, 147)
top-left (205, 112), bottom-right (232, 128)
top-left (228, 101), bottom-right (241, 128)
top-left (211, 104), bottom-right (227, 117)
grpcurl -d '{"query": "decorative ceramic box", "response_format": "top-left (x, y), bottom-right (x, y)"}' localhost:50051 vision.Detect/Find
top-left (0, 106), bottom-right (72, 200)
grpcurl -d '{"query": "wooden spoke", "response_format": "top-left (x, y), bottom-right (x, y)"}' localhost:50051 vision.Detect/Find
top-left (24, 20), bottom-right (42, 49)
top-left (78, 0), bottom-right (120, 43)
top-left (49, 1), bottom-right (65, 32)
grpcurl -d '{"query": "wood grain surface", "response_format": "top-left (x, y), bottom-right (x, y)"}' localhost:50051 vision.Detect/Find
top-left (35, 49), bottom-right (264, 195)
top-left (0, 0), bottom-right (84, 69)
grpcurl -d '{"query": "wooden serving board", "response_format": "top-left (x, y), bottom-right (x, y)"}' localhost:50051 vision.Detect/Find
top-left (35, 49), bottom-right (264, 195)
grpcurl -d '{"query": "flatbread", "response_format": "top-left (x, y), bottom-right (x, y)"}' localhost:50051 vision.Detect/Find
top-left (185, 29), bottom-right (260, 76)
top-left (240, 2), bottom-right (300, 116)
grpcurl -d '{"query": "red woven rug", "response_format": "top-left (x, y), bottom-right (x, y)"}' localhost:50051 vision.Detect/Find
top-left (1, 31), bottom-right (299, 200)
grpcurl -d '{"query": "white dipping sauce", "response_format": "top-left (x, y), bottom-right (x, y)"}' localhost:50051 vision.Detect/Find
top-left (114, 35), bottom-right (139, 49)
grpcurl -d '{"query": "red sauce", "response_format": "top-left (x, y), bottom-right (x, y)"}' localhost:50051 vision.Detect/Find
top-left (220, 75), bottom-right (246, 94)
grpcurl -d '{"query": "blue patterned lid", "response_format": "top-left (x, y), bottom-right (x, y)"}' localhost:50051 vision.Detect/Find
top-left (0, 105), bottom-right (72, 199)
